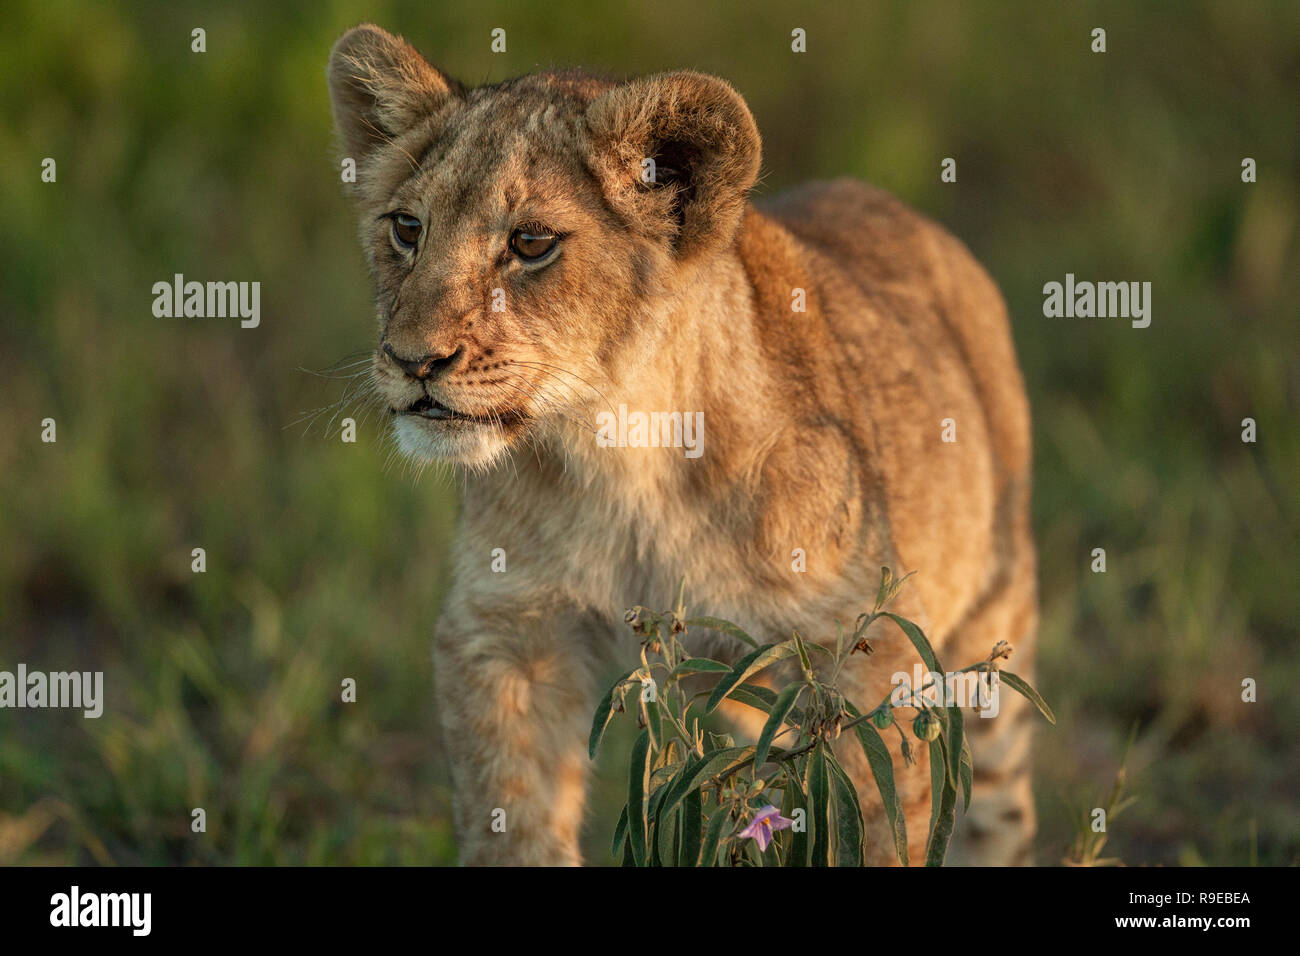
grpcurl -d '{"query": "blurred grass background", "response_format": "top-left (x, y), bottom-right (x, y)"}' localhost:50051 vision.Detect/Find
top-left (0, 0), bottom-right (1296, 865)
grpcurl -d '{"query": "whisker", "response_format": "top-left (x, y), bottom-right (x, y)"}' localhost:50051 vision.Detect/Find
top-left (507, 360), bottom-right (616, 416)
top-left (485, 374), bottom-right (600, 440)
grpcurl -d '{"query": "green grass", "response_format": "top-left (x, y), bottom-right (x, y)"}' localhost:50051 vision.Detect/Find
top-left (1, 0), bottom-right (1297, 865)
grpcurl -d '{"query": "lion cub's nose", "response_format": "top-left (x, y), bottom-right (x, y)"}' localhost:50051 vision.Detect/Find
top-left (383, 342), bottom-right (462, 381)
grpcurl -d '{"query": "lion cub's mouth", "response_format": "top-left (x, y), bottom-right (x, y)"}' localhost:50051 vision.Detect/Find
top-left (395, 395), bottom-right (523, 427)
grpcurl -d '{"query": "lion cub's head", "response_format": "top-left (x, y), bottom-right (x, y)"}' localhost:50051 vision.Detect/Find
top-left (327, 24), bottom-right (760, 468)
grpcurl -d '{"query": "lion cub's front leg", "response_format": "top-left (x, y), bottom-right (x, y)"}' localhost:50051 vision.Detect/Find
top-left (434, 600), bottom-right (595, 865)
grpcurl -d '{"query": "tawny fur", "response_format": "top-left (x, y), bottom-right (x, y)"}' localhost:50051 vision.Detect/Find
top-left (328, 24), bottom-right (1038, 866)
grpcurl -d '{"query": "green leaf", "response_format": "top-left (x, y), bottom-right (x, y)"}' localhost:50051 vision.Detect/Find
top-left (643, 697), bottom-right (663, 752)
top-left (847, 709), bottom-right (908, 866)
top-left (873, 566), bottom-right (893, 611)
top-left (649, 756), bottom-right (684, 792)
top-left (647, 776), bottom-right (675, 827)
top-left (959, 736), bottom-right (973, 813)
top-left (924, 735), bottom-right (958, 867)
top-left (999, 670), bottom-right (1056, 725)
top-left (684, 616), bottom-right (759, 649)
top-left (783, 768), bottom-right (808, 867)
top-left (679, 788), bottom-right (703, 866)
top-left (945, 701), bottom-right (964, 794)
top-left (669, 657), bottom-right (733, 679)
top-left (628, 729), bottom-right (652, 866)
top-left (875, 566), bottom-right (917, 611)
top-left (699, 807), bottom-right (731, 866)
top-left (670, 805), bottom-right (682, 866)
top-left (827, 755), bottom-right (865, 866)
top-left (646, 758), bottom-right (686, 865)
top-left (883, 612), bottom-right (942, 674)
top-left (791, 629), bottom-right (813, 673)
top-left (754, 683), bottom-right (803, 773)
top-left (725, 685), bottom-right (778, 714)
top-left (652, 787), bottom-right (678, 866)
top-left (927, 731), bottom-right (944, 842)
top-left (610, 804), bottom-right (629, 859)
top-left (589, 667), bottom-right (637, 759)
top-left (705, 641), bottom-right (799, 714)
top-left (807, 743), bottom-right (831, 867)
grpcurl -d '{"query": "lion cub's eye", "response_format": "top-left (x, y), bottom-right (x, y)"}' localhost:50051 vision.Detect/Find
top-left (509, 227), bottom-right (558, 263)
top-left (391, 213), bottom-right (422, 250)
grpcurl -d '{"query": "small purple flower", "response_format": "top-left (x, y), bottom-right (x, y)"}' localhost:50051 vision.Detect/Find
top-left (738, 804), bottom-right (794, 852)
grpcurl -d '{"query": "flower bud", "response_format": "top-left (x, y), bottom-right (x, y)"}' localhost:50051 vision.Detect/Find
top-left (987, 640), bottom-right (1014, 670)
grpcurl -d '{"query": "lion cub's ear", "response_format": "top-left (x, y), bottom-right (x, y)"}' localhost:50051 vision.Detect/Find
top-left (586, 71), bottom-right (762, 259)
top-left (327, 24), bottom-right (461, 162)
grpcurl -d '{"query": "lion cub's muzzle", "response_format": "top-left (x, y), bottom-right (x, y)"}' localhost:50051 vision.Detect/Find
top-left (377, 341), bottom-right (528, 430)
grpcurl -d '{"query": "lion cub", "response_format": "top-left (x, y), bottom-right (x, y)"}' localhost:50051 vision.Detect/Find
top-left (328, 24), bottom-right (1038, 866)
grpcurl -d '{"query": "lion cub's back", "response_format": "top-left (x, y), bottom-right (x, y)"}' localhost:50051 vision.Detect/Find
top-left (758, 176), bottom-right (1031, 491)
